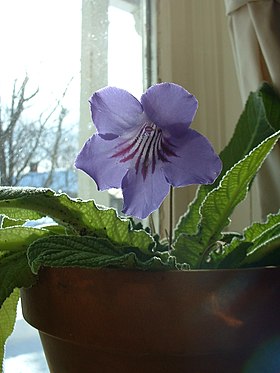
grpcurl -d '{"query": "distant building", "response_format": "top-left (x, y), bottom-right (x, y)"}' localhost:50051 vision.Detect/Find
top-left (18, 169), bottom-right (77, 197)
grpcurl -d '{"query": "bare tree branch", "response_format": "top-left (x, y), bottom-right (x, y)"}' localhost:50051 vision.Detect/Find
top-left (44, 107), bottom-right (68, 187)
top-left (0, 76), bottom-right (77, 187)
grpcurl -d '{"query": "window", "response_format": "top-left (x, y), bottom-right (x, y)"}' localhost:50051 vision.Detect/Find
top-left (1, 0), bottom-right (153, 371)
top-left (78, 0), bottom-right (154, 210)
top-left (0, 0), bottom-right (81, 194)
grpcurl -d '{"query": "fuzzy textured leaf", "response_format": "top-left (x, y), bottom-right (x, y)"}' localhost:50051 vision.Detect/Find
top-left (214, 242), bottom-right (252, 269)
top-left (174, 83), bottom-right (280, 238)
top-left (27, 235), bottom-right (177, 273)
top-left (224, 212), bottom-right (280, 267)
top-left (198, 131), bottom-right (280, 246)
top-left (0, 226), bottom-right (52, 252)
top-left (242, 235), bottom-right (280, 267)
top-left (0, 227), bottom-right (45, 307)
top-left (243, 212), bottom-right (280, 246)
top-left (0, 188), bottom-right (154, 253)
top-left (0, 289), bottom-right (19, 373)
top-left (171, 235), bottom-right (206, 267)
top-left (0, 249), bottom-right (36, 309)
top-left (174, 130), bottom-right (280, 267)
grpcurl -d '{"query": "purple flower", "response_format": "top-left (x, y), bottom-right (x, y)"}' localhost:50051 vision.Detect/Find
top-left (75, 83), bottom-right (222, 219)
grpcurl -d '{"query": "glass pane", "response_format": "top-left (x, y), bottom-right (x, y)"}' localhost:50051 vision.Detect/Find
top-left (0, 0), bottom-right (81, 194)
top-left (78, 0), bottom-right (148, 210)
top-left (108, 1), bottom-right (144, 96)
top-left (1, 0), bottom-right (150, 371)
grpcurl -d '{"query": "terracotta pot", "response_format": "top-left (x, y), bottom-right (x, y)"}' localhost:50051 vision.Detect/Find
top-left (21, 266), bottom-right (280, 373)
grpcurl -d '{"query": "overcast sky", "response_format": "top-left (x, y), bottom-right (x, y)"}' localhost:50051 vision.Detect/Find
top-left (0, 0), bottom-right (82, 123)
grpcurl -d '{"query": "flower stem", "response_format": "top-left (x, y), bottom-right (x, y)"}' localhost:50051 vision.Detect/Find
top-left (148, 213), bottom-right (156, 236)
top-left (169, 185), bottom-right (174, 251)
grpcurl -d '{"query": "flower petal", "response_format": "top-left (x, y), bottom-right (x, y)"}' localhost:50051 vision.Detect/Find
top-left (90, 87), bottom-right (144, 136)
top-left (75, 135), bottom-right (128, 190)
top-left (162, 129), bottom-right (222, 186)
top-left (141, 83), bottom-right (198, 136)
top-left (121, 167), bottom-right (170, 219)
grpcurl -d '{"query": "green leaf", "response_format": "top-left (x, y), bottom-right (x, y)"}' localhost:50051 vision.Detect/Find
top-left (0, 187), bottom-right (154, 252)
top-left (198, 130), bottom-right (280, 246)
top-left (174, 82), bottom-right (280, 238)
top-left (174, 130), bottom-right (280, 268)
top-left (260, 82), bottom-right (280, 130)
top-left (0, 187), bottom-right (47, 221)
top-left (206, 212), bottom-right (280, 269)
top-left (27, 235), bottom-right (176, 273)
top-left (215, 242), bottom-right (252, 269)
top-left (171, 235), bottom-right (206, 267)
top-left (242, 211), bottom-right (280, 247)
top-left (217, 83), bottom-right (279, 176)
top-left (175, 187), bottom-right (208, 237)
top-left (0, 226), bottom-right (53, 252)
top-left (0, 227), bottom-right (45, 308)
top-left (237, 212), bottom-right (280, 267)
top-left (242, 235), bottom-right (280, 267)
top-left (0, 288), bottom-right (19, 373)
top-left (0, 248), bottom-right (36, 308)
top-left (0, 187), bottom-right (95, 234)
top-left (0, 216), bottom-right (26, 228)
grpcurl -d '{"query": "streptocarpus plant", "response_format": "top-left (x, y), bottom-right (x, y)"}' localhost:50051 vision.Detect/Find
top-left (0, 82), bottom-right (280, 370)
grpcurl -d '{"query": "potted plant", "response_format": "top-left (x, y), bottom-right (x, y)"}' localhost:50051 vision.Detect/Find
top-left (1, 82), bottom-right (280, 373)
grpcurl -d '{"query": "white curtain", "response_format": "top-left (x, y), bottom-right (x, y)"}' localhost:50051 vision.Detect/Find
top-left (225, 0), bottom-right (280, 218)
